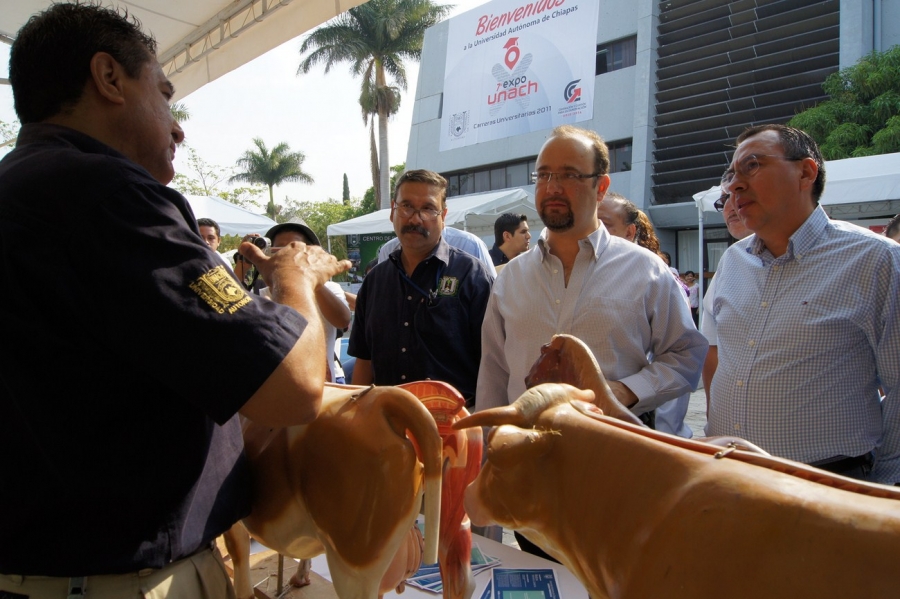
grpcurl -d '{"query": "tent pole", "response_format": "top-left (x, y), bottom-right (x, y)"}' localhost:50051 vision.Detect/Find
top-left (697, 201), bottom-right (704, 325)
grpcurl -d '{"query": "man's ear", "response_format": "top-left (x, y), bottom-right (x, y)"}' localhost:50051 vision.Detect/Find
top-left (502, 230), bottom-right (513, 244)
top-left (89, 52), bottom-right (128, 106)
top-left (798, 157), bottom-right (818, 193)
top-left (596, 174), bottom-right (611, 200)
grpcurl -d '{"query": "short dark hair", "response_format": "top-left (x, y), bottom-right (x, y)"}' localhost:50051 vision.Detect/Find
top-left (197, 218), bottom-right (220, 238)
top-left (885, 213), bottom-right (900, 240)
top-left (549, 125), bottom-right (610, 176)
top-left (493, 213), bottom-right (528, 246)
top-left (735, 124), bottom-right (826, 203)
top-left (10, 2), bottom-right (158, 124)
top-left (393, 169), bottom-right (448, 208)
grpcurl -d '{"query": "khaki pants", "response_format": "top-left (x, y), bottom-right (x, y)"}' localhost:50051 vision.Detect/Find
top-left (0, 547), bottom-right (236, 599)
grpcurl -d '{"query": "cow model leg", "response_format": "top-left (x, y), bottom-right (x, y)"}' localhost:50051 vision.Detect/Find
top-left (290, 558), bottom-right (313, 588)
top-left (222, 521), bottom-right (254, 599)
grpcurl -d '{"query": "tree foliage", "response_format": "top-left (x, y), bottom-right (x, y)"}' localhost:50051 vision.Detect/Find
top-left (0, 119), bottom-right (20, 155)
top-left (231, 138), bottom-right (314, 219)
top-left (170, 144), bottom-right (265, 210)
top-left (788, 45), bottom-right (900, 159)
top-left (297, 0), bottom-right (452, 209)
top-left (343, 173), bottom-right (351, 205)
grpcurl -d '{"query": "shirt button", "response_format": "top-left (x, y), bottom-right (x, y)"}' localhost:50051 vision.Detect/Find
top-left (748, 340), bottom-right (755, 347)
top-left (404, 322), bottom-right (409, 327)
top-left (736, 380), bottom-right (744, 387)
top-left (555, 299), bottom-right (561, 304)
top-left (401, 348), bottom-right (407, 352)
top-left (407, 295), bottom-right (412, 300)
top-left (761, 301), bottom-right (768, 308)
top-left (553, 269), bottom-right (558, 274)
top-left (400, 375), bottom-right (407, 380)
top-left (734, 423), bottom-right (741, 431)
top-left (773, 265), bottom-right (780, 271)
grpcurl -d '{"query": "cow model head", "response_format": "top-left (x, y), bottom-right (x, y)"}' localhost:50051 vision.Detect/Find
top-left (453, 383), bottom-right (596, 531)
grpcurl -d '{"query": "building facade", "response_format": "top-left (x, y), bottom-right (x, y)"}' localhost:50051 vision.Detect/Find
top-left (405, 0), bottom-right (900, 272)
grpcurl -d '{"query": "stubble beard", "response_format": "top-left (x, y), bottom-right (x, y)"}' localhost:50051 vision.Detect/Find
top-left (540, 204), bottom-right (575, 232)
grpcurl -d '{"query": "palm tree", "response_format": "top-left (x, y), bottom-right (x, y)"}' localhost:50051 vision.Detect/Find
top-left (297, 0), bottom-right (452, 209)
top-left (230, 138), bottom-right (314, 219)
top-left (170, 102), bottom-right (191, 123)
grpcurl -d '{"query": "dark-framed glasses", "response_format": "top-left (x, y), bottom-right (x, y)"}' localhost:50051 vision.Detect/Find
top-left (531, 171), bottom-right (602, 186)
top-left (713, 193), bottom-right (729, 212)
top-left (394, 203), bottom-right (442, 221)
top-left (722, 154), bottom-right (804, 185)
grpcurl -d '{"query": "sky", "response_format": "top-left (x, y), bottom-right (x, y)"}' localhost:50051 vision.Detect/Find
top-left (0, 0), bottom-right (489, 209)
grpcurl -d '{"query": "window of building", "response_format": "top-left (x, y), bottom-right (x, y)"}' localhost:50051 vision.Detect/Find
top-left (608, 140), bottom-right (632, 172)
top-left (596, 36), bottom-right (637, 75)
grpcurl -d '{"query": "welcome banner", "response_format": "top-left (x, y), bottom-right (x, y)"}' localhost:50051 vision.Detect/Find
top-left (439, 0), bottom-right (600, 152)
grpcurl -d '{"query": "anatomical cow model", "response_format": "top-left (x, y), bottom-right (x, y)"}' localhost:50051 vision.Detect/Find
top-left (400, 381), bottom-right (482, 599)
top-left (234, 383), bottom-right (443, 599)
top-left (455, 335), bottom-right (900, 599)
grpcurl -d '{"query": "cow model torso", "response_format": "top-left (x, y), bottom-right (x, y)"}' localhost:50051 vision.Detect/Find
top-left (238, 383), bottom-right (442, 599)
top-left (456, 383), bottom-right (900, 599)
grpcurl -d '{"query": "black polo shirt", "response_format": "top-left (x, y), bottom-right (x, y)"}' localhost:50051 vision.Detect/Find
top-left (0, 124), bottom-right (306, 575)
top-left (349, 238), bottom-right (493, 406)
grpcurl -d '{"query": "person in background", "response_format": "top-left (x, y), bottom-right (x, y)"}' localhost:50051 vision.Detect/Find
top-left (264, 220), bottom-right (351, 384)
top-left (197, 217), bottom-right (221, 252)
top-left (350, 169), bottom-right (493, 408)
top-left (0, 3), bottom-right (349, 594)
top-left (682, 270), bottom-right (700, 326)
top-left (488, 212), bottom-right (531, 269)
top-left (596, 193), bottom-right (695, 438)
top-left (700, 188), bottom-right (752, 416)
top-left (884, 213), bottom-right (900, 242)
top-left (709, 123), bottom-right (900, 484)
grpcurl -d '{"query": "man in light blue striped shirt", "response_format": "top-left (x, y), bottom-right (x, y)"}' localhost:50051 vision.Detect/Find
top-left (709, 124), bottom-right (900, 485)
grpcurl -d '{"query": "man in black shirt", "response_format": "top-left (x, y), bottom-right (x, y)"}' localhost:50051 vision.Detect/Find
top-left (349, 170), bottom-right (493, 407)
top-left (0, 4), bottom-right (347, 595)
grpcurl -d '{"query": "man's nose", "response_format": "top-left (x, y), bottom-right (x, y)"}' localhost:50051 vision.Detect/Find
top-left (172, 121), bottom-right (186, 144)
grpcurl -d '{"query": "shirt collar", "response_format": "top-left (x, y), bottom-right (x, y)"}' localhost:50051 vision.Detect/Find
top-left (389, 235), bottom-right (450, 267)
top-left (536, 225), bottom-right (607, 261)
top-left (749, 205), bottom-right (829, 262)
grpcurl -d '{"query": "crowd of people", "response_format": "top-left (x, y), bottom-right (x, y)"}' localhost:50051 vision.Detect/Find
top-left (1, 2), bottom-right (899, 596)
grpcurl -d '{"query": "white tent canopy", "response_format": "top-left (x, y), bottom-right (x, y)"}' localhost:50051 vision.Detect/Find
top-left (2, 0), bottom-right (366, 100)
top-left (185, 194), bottom-right (276, 236)
top-left (326, 188), bottom-right (536, 237)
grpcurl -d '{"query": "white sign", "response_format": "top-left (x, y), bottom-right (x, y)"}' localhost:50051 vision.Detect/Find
top-left (440, 0), bottom-right (600, 151)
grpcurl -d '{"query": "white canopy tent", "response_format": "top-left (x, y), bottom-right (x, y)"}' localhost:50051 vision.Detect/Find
top-left (185, 194), bottom-right (276, 236)
top-left (326, 188), bottom-right (536, 243)
top-left (691, 151), bottom-right (900, 296)
top-left (1, 0), bottom-right (367, 100)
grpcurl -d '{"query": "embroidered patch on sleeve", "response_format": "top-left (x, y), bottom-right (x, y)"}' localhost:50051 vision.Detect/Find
top-left (189, 265), bottom-right (252, 314)
top-left (437, 276), bottom-right (460, 297)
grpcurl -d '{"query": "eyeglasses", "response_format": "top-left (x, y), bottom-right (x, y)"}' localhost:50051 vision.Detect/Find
top-left (722, 154), bottom-right (804, 186)
top-left (394, 203), bottom-right (442, 221)
top-left (531, 171), bottom-right (602, 186)
top-left (713, 194), bottom-right (729, 212)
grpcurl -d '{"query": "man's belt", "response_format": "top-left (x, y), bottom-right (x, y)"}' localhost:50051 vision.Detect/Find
top-left (810, 452), bottom-right (874, 474)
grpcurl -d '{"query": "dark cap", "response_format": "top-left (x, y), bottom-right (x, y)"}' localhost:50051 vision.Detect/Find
top-left (266, 219), bottom-right (321, 247)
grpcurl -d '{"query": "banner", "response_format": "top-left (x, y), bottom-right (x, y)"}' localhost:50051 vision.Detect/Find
top-left (439, 0), bottom-right (600, 151)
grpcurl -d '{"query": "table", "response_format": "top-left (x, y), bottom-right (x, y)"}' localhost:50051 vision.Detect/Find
top-left (307, 533), bottom-right (589, 599)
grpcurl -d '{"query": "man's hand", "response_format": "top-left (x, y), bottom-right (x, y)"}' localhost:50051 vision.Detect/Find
top-left (606, 380), bottom-right (639, 409)
top-left (239, 240), bottom-right (351, 303)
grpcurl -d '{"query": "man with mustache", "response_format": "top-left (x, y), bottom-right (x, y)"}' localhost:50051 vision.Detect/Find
top-left (0, 3), bottom-right (348, 594)
top-left (348, 169), bottom-right (493, 408)
top-left (476, 124), bottom-right (706, 437)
